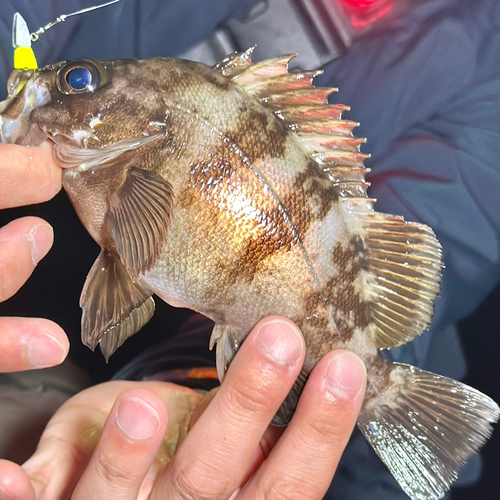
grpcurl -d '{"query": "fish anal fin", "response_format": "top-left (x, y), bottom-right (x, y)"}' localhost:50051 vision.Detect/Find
top-left (359, 362), bottom-right (500, 500)
top-left (80, 250), bottom-right (155, 360)
top-left (211, 319), bottom-right (308, 426)
top-left (360, 213), bottom-right (442, 349)
top-left (213, 324), bottom-right (241, 382)
top-left (109, 167), bottom-right (174, 277)
top-left (272, 369), bottom-right (308, 426)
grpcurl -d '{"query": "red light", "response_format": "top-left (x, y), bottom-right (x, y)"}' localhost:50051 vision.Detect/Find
top-left (339, 0), bottom-right (393, 30)
top-left (343, 0), bottom-right (379, 6)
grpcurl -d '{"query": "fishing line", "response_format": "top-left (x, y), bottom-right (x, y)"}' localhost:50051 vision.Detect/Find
top-left (30, 0), bottom-right (121, 42)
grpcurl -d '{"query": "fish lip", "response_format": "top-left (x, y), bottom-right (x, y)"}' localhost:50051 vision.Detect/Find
top-left (0, 113), bottom-right (28, 144)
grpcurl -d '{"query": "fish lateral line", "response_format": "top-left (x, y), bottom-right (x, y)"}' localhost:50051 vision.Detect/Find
top-left (167, 98), bottom-right (339, 333)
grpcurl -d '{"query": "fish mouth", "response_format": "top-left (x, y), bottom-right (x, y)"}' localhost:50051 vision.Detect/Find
top-left (0, 72), bottom-right (51, 146)
top-left (0, 108), bottom-right (47, 146)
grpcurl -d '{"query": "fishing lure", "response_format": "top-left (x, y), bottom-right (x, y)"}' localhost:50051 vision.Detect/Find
top-left (12, 0), bottom-right (120, 70)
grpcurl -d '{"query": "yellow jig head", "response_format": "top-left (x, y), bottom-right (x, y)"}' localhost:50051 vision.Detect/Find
top-left (12, 0), bottom-right (121, 71)
top-left (13, 13), bottom-right (37, 70)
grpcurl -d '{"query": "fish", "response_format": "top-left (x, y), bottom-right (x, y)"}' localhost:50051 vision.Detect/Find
top-left (0, 48), bottom-right (498, 500)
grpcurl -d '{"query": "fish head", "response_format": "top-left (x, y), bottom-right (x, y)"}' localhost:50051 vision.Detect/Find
top-left (0, 58), bottom-right (172, 150)
top-left (0, 58), bottom-right (179, 245)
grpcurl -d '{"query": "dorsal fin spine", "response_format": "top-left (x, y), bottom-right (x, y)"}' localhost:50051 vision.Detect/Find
top-left (215, 47), bottom-right (255, 77)
top-left (244, 70), bottom-right (322, 94)
top-left (232, 54), bottom-right (297, 85)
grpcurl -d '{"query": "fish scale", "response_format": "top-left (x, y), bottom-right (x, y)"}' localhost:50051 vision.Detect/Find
top-left (0, 47), bottom-right (498, 500)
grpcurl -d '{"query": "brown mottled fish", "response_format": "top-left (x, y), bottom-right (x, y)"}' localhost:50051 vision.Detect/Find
top-left (0, 48), bottom-right (498, 500)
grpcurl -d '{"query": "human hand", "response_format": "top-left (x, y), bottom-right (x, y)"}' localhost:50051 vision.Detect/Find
top-left (0, 317), bottom-right (367, 499)
top-left (0, 142), bottom-right (68, 372)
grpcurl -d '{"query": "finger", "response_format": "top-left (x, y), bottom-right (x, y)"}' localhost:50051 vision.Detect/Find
top-left (0, 142), bottom-right (61, 209)
top-left (0, 317), bottom-right (68, 372)
top-left (155, 317), bottom-right (305, 500)
top-left (72, 388), bottom-right (168, 500)
top-left (238, 426), bottom-right (284, 488)
top-left (20, 381), bottom-right (200, 500)
top-left (0, 216), bottom-right (54, 302)
top-left (240, 350), bottom-right (366, 500)
top-left (0, 460), bottom-right (35, 500)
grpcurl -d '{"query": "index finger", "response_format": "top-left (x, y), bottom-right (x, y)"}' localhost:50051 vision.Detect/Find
top-left (0, 142), bottom-right (62, 209)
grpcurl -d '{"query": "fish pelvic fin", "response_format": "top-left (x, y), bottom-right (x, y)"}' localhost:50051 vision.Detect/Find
top-left (80, 249), bottom-right (155, 361)
top-left (359, 361), bottom-right (500, 500)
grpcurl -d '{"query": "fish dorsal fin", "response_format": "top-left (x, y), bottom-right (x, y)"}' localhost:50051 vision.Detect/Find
top-left (218, 50), bottom-right (372, 210)
top-left (215, 46), bottom-right (255, 78)
top-left (218, 51), bottom-right (442, 350)
top-left (109, 167), bottom-right (174, 277)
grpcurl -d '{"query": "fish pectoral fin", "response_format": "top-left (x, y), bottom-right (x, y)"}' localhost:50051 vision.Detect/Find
top-left (109, 167), bottom-right (174, 277)
top-left (272, 369), bottom-right (308, 426)
top-left (80, 249), bottom-right (155, 361)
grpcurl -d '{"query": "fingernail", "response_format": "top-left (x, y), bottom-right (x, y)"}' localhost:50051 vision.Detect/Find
top-left (324, 351), bottom-right (366, 401)
top-left (255, 319), bottom-right (303, 366)
top-left (116, 397), bottom-right (161, 440)
top-left (27, 223), bottom-right (53, 265)
top-left (26, 333), bottom-right (67, 368)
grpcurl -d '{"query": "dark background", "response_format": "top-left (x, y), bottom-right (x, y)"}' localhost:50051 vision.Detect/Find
top-left (0, 188), bottom-right (499, 498)
top-left (454, 285), bottom-right (500, 499)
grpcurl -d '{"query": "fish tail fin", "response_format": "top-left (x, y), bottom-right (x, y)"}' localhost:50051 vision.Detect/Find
top-left (358, 360), bottom-right (499, 500)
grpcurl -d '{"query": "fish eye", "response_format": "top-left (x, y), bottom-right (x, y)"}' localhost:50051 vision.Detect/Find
top-left (57, 60), bottom-right (105, 95)
top-left (67, 67), bottom-right (92, 90)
